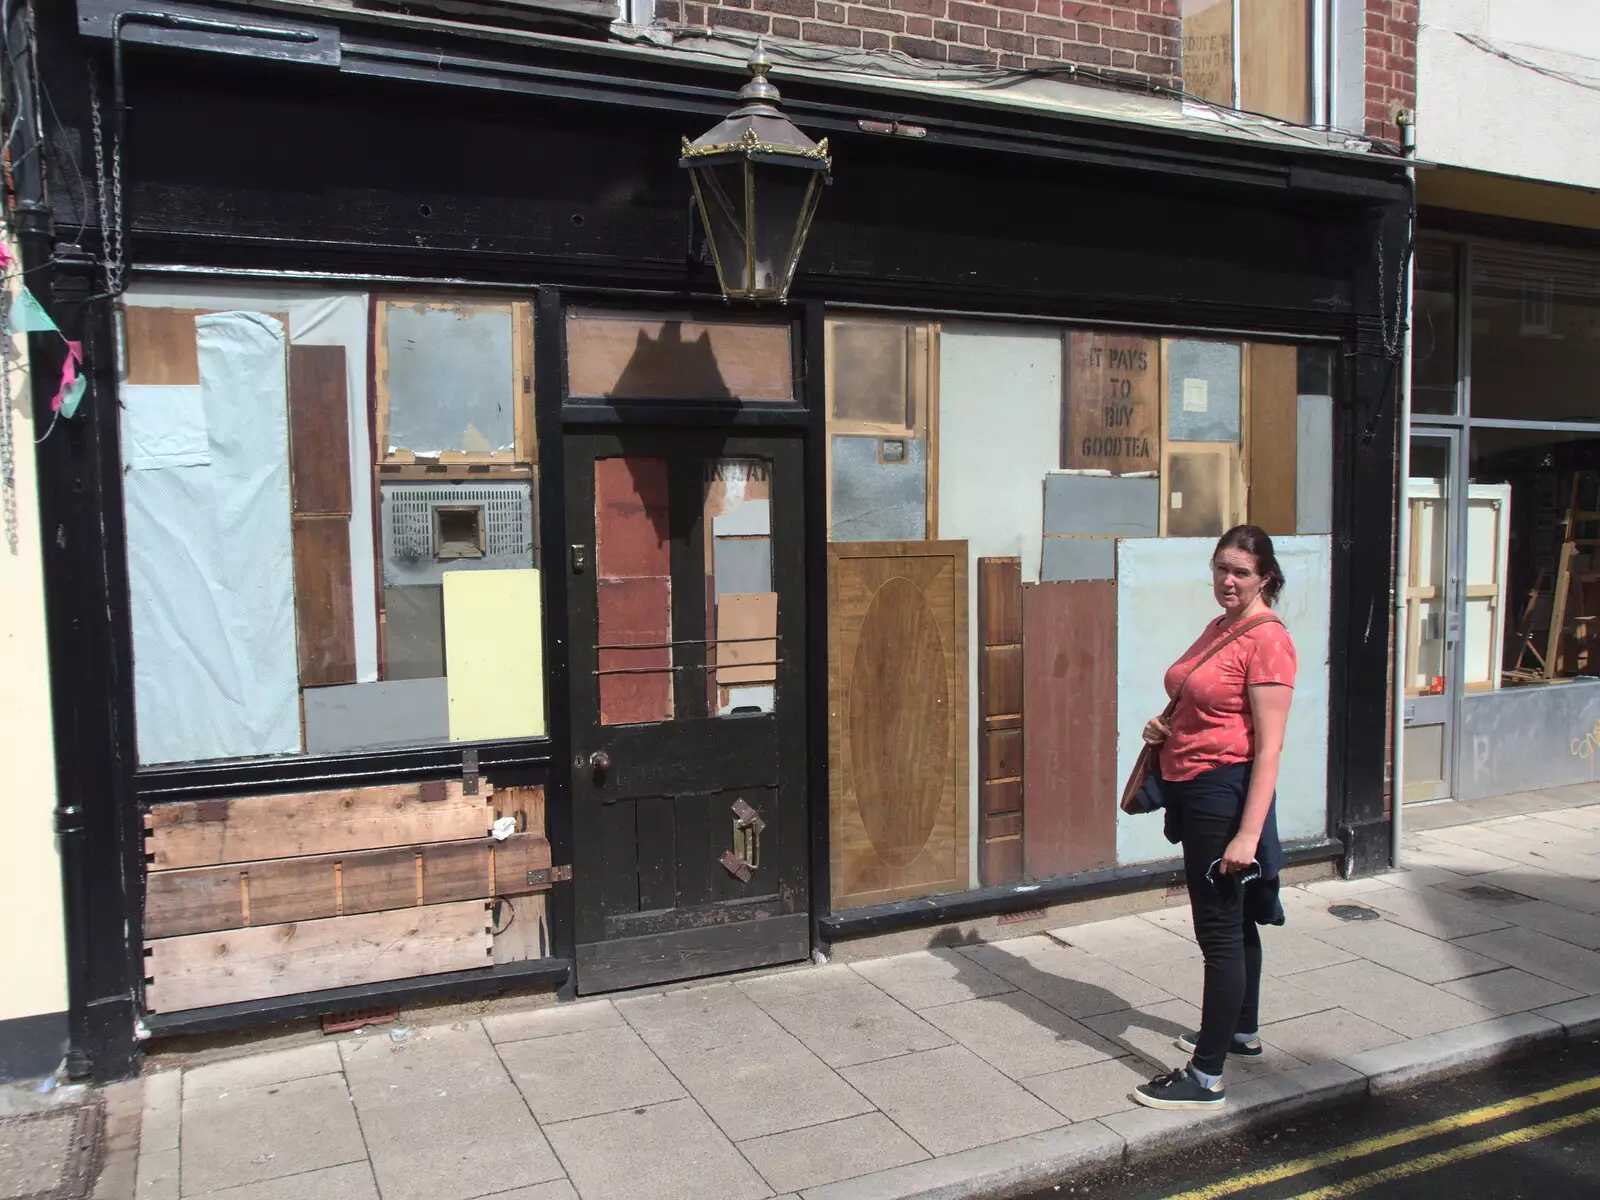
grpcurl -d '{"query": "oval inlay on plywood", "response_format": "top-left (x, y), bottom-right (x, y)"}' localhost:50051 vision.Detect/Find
top-left (848, 575), bottom-right (950, 868)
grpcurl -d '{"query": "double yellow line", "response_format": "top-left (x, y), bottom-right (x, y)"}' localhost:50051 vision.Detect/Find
top-left (1161, 1075), bottom-right (1600, 1200)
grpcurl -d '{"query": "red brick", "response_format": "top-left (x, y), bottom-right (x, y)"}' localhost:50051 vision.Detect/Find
top-left (946, 40), bottom-right (1000, 63)
top-left (1000, 11), bottom-right (1026, 31)
top-left (1000, 51), bottom-right (1028, 66)
top-left (891, 0), bottom-right (946, 14)
top-left (802, 19), bottom-right (863, 43)
top-left (993, 0), bottom-right (1039, 11)
top-left (1102, 27), bottom-right (1146, 50)
top-left (959, 23), bottom-right (985, 44)
top-left (1037, 0), bottom-right (1062, 15)
top-left (1135, 52), bottom-right (1170, 76)
top-left (1077, 23), bottom-right (1099, 43)
top-left (1064, 40), bottom-right (1111, 65)
top-left (849, 5), bottom-right (905, 30)
top-left (1026, 14), bottom-right (1075, 39)
top-left (684, 3), bottom-right (707, 22)
top-left (1112, 7), bottom-right (1133, 28)
top-left (1135, 12), bottom-right (1178, 37)
top-left (755, 0), bottom-right (815, 16)
top-left (1112, 47), bottom-right (1134, 67)
top-left (987, 26), bottom-right (1032, 52)
top-left (1062, 2), bottom-right (1111, 22)
top-left (1035, 35), bottom-right (1062, 56)
top-left (893, 33), bottom-right (948, 58)
top-left (712, 8), bottom-right (771, 31)
top-left (862, 28), bottom-right (891, 46)
top-left (817, 1), bottom-right (845, 19)
top-left (656, 0), bottom-right (683, 19)
top-left (948, 1), bottom-right (998, 26)
top-left (723, 0), bottom-right (753, 9)
top-left (772, 15), bottom-right (802, 35)
top-left (906, 15), bottom-right (934, 33)
top-left (934, 18), bottom-right (957, 38)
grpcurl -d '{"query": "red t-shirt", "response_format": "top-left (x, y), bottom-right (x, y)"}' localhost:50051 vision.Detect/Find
top-left (1158, 615), bottom-right (1297, 783)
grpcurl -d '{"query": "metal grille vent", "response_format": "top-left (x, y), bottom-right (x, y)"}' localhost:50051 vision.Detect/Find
top-left (383, 483), bottom-right (532, 562)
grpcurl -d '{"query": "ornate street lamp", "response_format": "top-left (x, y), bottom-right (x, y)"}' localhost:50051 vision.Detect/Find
top-left (680, 46), bottom-right (832, 303)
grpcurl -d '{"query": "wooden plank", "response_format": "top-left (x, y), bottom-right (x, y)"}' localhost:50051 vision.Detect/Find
top-left (978, 557), bottom-right (1023, 885)
top-left (124, 308), bottom-right (203, 385)
top-left (1246, 343), bottom-right (1298, 535)
top-left (566, 311), bottom-right (793, 402)
top-left (1240, 0), bottom-right (1310, 124)
top-left (292, 516), bottom-right (358, 687)
top-left (143, 833), bottom-right (554, 937)
top-left (1163, 442), bottom-right (1244, 539)
top-left (494, 786), bottom-right (552, 964)
top-left (144, 901), bottom-right (492, 1013)
top-left (144, 781), bottom-right (492, 870)
top-left (513, 300), bottom-right (536, 466)
top-left (1022, 580), bottom-right (1117, 879)
top-left (826, 317), bottom-right (913, 431)
top-left (288, 345), bottom-right (352, 516)
top-left (828, 540), bottom-right (968, 909)
top-left (1063, 331), bottom-right (1159, 474)
top-left (1181, 0), bottom-right (1234, 107)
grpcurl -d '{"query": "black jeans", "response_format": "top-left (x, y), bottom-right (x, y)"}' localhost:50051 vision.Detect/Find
top-left (1180, 805), bottom-right (1263, 1076)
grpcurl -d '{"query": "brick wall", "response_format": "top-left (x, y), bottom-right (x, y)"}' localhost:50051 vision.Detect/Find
top-left (1364, 0), bottom-right (1416, 145)
top-left (654, 0), bottom-right (1182, 88)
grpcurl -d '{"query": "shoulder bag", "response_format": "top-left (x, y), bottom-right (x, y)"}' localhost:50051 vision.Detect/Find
top-left (1118, 613), bottom-right (1283, 815)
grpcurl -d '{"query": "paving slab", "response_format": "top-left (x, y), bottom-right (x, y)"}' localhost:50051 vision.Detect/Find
top-left (1259, 931), bottom-right (1358, 976)
top-left (737, 963), bottom-right (864, 1003)
top-left (472, 1182), bottom-right (579, 1200)
top-left (1049, 915), bottom-right (1201, 965)
top-left (1437, 966), bottom-right (1584, 1014)
top-left (957, 938), bottom-right (1175, 1018)
top-left (754, 978), bottom-right (952, 1068)
top-left (1316, 919), bottom-right (1504, 984)
top-left (141, 1069), bottom-right (182, 1155)
top-left (738, 1114), bottom-right (928, 1194)
top-left (192, 1162), bottom-right (381, 1200)
top-left (482, 1000), bottom-right (621, 1045)
top-left (851, 950), bottom-right (1016, 1011)
top-left (1493, 899), bottom-right (1600, 950)
top-left (1135, 905), bottom-right (1200, 940)
top-left (0, 1104), bottom-right (103, 1200)
top-left (1532, 994), bottom-right (1600, 1038)
top-left (918, 991), bottom-right (1123, 1080)
top-left (1021, 1056), bottom-right (1154, 1122)
top-left (1351, 884), bottom-right (1512, 940)
top-left (496, 1024), bottom-right (685, 1123)
top-left (839, 1045), bottom-right (1064, 1157)
top-left (1454, 925), bottom-right (1600, 993)
top-left (1258, 1007), bottom-right (1405, 1063)
top-left (179, 1073), bottom-right (366, 1196)
top-left (136, 1145), bottom-right (179, 1200)
top-left (1400, 841), bottom-right (1524, 877)
top-left (341, 1022), bottom-right (562, 1200)
top-left (1288, 959), bottom-right (1499, 1037)
top-left (1081, 998), bottom-right (1297, 1082)
top-left (618, 984), bottom-right (874, 1140)
top-left (798, 1121), bottom-right (1125, 1200)
top-left (182, 1044), bottom-right (343, 1100)
top-left (1341, 1013), bottom-right (1562, 1093)
top-left (1466, 866), bottom-right (1600, 914)
top-left (543, 1098), bottom-right (769, 1200)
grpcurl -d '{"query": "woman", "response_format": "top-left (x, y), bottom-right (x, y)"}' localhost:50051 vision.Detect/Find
top-left (1131, 525), bottom-right (1296, 1111)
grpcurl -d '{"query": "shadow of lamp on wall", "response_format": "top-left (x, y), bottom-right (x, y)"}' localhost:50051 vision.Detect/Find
top-left (680, 44), bottom-right (832, 303)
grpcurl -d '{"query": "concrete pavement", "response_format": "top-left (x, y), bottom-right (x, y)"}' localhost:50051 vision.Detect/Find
top-left (114, 788), bottom-right (1600, 1200)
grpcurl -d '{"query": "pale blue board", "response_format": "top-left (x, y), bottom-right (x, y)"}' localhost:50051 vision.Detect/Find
top-left (1041, 536), bottom-right (1116, 582)
top-left (1296, 395), bottom-right (1334, 535)
top-left (830, 435), bottom-right (927, 542)
top-left (305, 678), bottom-right (450, 754)
top-left (1115, 535), bottom-right (1333, 865)
top-left (1165, 340), bottom-right (1242, 443)
top-left (714, 536), bottom-right (772, 595)
top-left (1043, 473), bottom-right (1159, 537)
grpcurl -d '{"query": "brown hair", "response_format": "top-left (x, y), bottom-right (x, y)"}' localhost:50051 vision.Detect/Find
top-left (1213, 525), bottom-right (1285, 606)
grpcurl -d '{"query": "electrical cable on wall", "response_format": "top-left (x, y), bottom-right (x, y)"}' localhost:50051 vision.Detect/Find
top-left (1456, 31), bottom-right (1600, 94)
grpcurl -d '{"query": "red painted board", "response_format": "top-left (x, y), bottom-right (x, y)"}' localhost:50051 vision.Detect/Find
top-left (598, 576), bottom-right (673, 726)
top-left (595, 456), bottom-right (669, 580)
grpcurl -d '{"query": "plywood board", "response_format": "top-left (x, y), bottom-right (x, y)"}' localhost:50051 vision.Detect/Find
top-left (1181, 0), bottom-right (1235, 106)
top-left (1041, 537), bottom-right (1117, 582)
top-left (493, 786), bottom-right (551, 963)
top-left (1023, 580), bottom-right (1118, 878)
top-left (1063, 331), bottom-right (1159, 473)
top-left (144, 832), bottom-right (552, 937)
top-left (1043, 473), bottom-right (1160, 537)
top-left (566, 311), bottom-right (793, 401)
top-left (977, 557), bottom-right (1023, 887)
top-left (144, 900), bottom-right (491, 1013)
top-left (595, 456), bottom-right (670, 580)
top-left (145, 781), bottom-right (491, 871)
top-left (715, 591), bottom-right (778, 685)
top-left (831, 435), bottom-right (928, 543)
top-left (383, 585), bottom-right (445, 681)
top-left (829, 541), bottom-right (968, 908)
top-left (1165, 339), bottom-right (1242, 444)
top-left (598, 575), bottom-right (673, 726)
top-left (124, 308), bottom-right (203, 385)
top-left (443, 568), bottom-right (546, 741)
top-left (1296, 394), bottom-right (1334, 535)
top-left (303, 678), bottom-right (449, 754)
top-left (1164, 443), bottom-right (1244, 539)
top-left (293, 516), bottom-right (358, 688)
top-left (1240, 0), bottom-right (1310, 124)
top-left (827, 318), bottom-right (919, 431)
top-left (1246, 343), bottom-right (1299, 535)
top-left (287, 345), bottom-right (352, 516)
top-left (1115, 536), bottom-right (1331, 864)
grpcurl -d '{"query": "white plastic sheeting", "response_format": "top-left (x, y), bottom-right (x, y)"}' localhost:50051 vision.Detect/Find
top-left (1114, 535), bottom-right (1333, 865)
top-left (120, 385), bottom-right (209, 469)
top-left (124, 312), bottom-right (301, 764)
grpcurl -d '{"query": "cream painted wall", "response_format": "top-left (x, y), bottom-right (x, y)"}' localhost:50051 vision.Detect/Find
top-left (1, 234), bottom-right (69, 1027)
top-left (1417, 0), bottom-right (1600, 191)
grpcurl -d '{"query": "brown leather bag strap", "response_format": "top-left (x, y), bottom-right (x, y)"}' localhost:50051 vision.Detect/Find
top-left (1161, 613), bottom-right (1283, 720)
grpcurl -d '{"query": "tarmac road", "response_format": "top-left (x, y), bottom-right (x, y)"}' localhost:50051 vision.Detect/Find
top-left (1030, 1036), bottom-right (1600, 1200)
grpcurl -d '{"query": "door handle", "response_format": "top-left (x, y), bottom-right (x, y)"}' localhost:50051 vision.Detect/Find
top-left (588, 749), bottom-right (612, 777)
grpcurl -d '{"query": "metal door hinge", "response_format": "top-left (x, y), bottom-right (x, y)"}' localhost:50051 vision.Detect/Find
top-left (463, 748), bottom-right (480, 796)
top-left (526, 865), bottom-right (573, 888)
top-left (719, 798), bottom-right (766, 882)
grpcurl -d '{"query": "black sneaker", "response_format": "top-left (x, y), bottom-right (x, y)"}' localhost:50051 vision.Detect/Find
top-left (1133, 1065), bottom-right (1226, 1111)
top-left (1176, 1030), bottom-right (1264, 1058)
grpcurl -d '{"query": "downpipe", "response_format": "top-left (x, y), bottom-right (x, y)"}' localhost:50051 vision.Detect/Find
top-left (1390, 112), bottom-right (1418, 871)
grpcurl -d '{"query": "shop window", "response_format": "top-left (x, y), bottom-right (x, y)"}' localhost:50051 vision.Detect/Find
top-left (1473, 428), bottom-right (1600, 688)
top-left (1181, 0), bottom-right (1314, 124)
top-left (1413, 241), bottom-right (1460, 416)
top-left (118, 289), bottom-right (544, 767)
top-left (1470, 247), bottom-right (1600, 423)
top-left (823, 316), bottom-right (1337, 909)
top-left (565, 309), bottom-right (793, 401)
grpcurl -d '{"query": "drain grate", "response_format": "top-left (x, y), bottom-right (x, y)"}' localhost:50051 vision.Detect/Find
top-left (1328, 903), bottom-right (1382, 922)
top-left (1454, 883), bottom-right (1531, 905)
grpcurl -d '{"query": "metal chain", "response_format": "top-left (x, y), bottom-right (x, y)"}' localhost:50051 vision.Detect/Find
top-left (88, 58), bottom-right (123, 297)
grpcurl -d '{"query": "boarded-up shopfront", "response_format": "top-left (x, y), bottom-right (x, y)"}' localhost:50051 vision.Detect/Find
top-left (26, 1), bottom-right (1407, 1077)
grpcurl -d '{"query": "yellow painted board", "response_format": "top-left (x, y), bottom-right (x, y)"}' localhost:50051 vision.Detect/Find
top-left (443, 568), bottom-right (546, 741)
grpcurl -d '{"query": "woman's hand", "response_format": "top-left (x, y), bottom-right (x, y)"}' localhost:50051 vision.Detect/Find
top-left (1142, 716), bottom-right (1170, 746)
top-left (1220, 831), bottom-right (1260, 874)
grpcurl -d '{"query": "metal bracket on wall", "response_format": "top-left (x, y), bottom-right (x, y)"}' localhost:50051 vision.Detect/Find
top-left (462, 748), bottom-right (480, 796)
top-left (525, 865), bottom-right (573, 888)
top-left (76, 0), bottom-right (341, 67)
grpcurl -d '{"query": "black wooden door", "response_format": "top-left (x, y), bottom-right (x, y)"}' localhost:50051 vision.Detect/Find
top-left (564, 430), bottom-right (808, 992)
